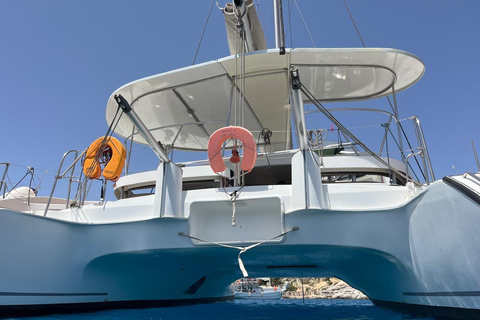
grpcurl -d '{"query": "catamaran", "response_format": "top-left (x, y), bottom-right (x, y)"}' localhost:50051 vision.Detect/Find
top-left (0, 1), bottom-right (479, 318)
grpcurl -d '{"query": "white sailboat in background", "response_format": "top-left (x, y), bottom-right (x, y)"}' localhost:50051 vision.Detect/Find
top-left (234, 278), bottom-right (284, 300)
top-left (0, 0), bottom-right (480, 319)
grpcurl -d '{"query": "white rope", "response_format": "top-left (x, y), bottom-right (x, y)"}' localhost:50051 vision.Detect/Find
top-left (178, 227), bottom-right (299, 277)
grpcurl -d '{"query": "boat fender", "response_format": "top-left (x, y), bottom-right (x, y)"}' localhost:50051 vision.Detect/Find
top-left (207, 126), bottom-right (257, 173)
top-left (83, 137), bottom-right (126, 181)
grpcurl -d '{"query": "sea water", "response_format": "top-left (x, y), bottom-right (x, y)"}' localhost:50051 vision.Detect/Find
top-left (19, 299), bottom-right (434, 320)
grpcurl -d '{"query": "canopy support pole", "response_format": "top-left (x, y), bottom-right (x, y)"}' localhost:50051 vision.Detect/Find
top-left (290, 68), bottom-right (308, 150)
top-left (115, 94), bottom-right (170, 163)
top-left (290, 68), bottom-right (325, 210)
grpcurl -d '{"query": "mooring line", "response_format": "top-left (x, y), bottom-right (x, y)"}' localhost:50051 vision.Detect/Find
top-left (178, 227), bottom-right (299, 277)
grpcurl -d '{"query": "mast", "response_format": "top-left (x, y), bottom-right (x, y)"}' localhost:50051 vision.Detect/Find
top-left (223, 0), bottom-right (267, 55)
top-left (273, 0), bottom-right (286, 54)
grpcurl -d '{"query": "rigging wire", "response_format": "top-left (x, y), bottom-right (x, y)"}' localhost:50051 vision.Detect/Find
top-left (292, 0), bottom-right (316, 47)
top-left (74, 106), bottom-right (124, 205)
top-left (231, 5), bottom-right (248, 187)
top-left (242, 24), bottom-right (246, 128)
top-left (342, 0), bottom-right (428, 181)
top-left (35, 169), bottom-right (49, 193)
top-left (5, 168), bottom-right (44, 190)
top-left (288, 0), bottom-right (293, 47)
top-left (342, 0), bottom-right (366, 48)
top-left (446, 142), bottom-right (470, 175)
top-left (7, 162), bottom-right (54, 173)
top-left (192, 0), bottom-right (216, 65)
top-left (255, 0), bottom-right (271, 47)
top-left (3, 168), bottom-right (34, 199)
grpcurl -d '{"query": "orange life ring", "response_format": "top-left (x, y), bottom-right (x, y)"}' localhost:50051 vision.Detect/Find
top-left (83, 137), bottom-right (126, 181)
top-left (207, 126), bottom-right (257, 173)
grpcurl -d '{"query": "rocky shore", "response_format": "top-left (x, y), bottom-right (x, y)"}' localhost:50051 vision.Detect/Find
top-left (279, 277), bottom-right (368, 300)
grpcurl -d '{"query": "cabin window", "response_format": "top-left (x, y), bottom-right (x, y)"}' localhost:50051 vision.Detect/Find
top-left (321, 173), bottom-right (392, 184)
top-left (182, 179), bottom-right (221, 191)
top-left (124, 185), bottom-right (156, 198)
top-left (244, 164), bottom-right (292, 186)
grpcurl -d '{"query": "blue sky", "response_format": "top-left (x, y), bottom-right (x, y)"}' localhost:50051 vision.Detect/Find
top-left (1, 1), bottom-right (479, 198)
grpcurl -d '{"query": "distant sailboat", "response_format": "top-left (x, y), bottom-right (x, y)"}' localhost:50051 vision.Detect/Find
top-left (235, 278), bottom-right (284, 300)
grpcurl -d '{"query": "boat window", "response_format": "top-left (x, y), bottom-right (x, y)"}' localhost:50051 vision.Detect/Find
top-left (244, 164), bottom-right (292, 186)
top-left (321, 173), bottom-right (391, 184)
top-left (182, 179), bottom-right (221, 191)
top-left (355, 174), bottom-right (386, 183)
top-left (322, 174), bottom-right (354, 183)
top-left (124, 186), bottom-right (156, 198)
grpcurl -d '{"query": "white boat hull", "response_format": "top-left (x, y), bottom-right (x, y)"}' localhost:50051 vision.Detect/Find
top-left (0, 210), bottom-right (235, 315)
top-left (0, 177), bottom-right (479, 318)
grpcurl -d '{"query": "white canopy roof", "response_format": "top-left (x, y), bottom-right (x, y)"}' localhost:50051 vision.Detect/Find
top-left (106, 48), bottom-right (424, 151)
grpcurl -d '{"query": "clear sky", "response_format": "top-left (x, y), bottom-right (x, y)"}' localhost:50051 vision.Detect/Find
top-left (1, 1), bottom-right (479, 199)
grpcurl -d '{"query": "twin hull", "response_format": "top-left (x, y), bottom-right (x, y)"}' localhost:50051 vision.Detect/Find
top-left (0, 180), bottom-right (479, 318)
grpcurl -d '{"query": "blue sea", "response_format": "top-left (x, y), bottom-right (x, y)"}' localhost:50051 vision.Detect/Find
top-left (18, 299), bottom-right (434, 320)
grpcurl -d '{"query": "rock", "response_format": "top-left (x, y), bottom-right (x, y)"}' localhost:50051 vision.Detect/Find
top-left (281, 277), bottom-right (368, 300)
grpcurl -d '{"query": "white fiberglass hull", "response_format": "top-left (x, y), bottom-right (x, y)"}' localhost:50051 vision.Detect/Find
top-left (0, 211), bottom-right (235, 316)
top-left (0, 177), bottom-right (479, 318)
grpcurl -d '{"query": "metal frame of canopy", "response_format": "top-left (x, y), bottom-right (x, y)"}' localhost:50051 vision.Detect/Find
top-left (294, 63), bottom-right (397, 102)
top-left (105, 48), bottom-right (428, 184)
top-left (106, 48), bottom-right (424, 151)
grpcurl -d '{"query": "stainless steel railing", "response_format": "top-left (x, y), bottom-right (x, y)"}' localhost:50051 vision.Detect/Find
top-left (44, 149), bottom-right (86, 216)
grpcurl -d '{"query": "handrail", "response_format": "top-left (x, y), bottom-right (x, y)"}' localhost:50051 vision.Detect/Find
top-left (44, 149), bottom-right (85, 217)
top-left (305, 107), bottom-right (434, 185)
top-left (409, 116), bottom-right (435, 182)
top-left (406, 150), bottom-right (425, 185)
top-left (300, 84), bottom-right (421, 186)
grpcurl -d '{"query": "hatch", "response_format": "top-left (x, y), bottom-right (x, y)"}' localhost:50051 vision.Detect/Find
top-left (189, 197), bottom-right (284, 245)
